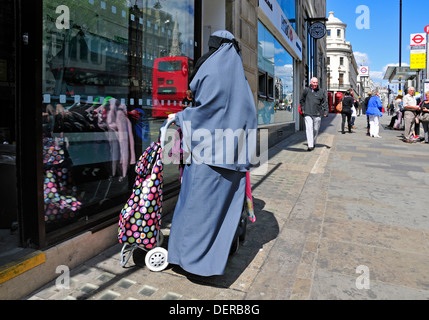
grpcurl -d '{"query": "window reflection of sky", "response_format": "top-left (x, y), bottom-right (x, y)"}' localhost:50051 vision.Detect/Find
top-left (133, 0), bottom-right (194, 59)
top-left (259, 22), bottom-right (293, 97)
top-left (274, 42), bottom-right (293, 96)
top-left (258, 21), bottom-right (294, 125)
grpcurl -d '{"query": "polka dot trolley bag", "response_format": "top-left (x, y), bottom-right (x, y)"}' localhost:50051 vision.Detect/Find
top-left (118, 141), bottom-right (163, 250)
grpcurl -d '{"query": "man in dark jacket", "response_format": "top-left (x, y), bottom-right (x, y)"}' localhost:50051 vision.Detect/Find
top-left (300, 77), bottom-right (328, 151)
top-left (340, 89), bottom-right (355, 134)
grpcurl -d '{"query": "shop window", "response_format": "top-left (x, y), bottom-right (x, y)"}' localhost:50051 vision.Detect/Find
top-left (41, 0), bottom-right (195, 235)
top-left (257, 21), bottom-right (294, 125)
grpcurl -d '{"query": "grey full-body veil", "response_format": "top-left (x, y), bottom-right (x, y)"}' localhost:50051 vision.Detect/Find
top-left (167, 30), bottom-right (257, 276)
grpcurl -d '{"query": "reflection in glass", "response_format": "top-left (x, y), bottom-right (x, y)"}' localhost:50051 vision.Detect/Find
top-left (278, 0), bottom-right (296, 29)
top-left (42, 0), bottom-right (194, 231)
top-left (257, 22), bottom-right (294, 125)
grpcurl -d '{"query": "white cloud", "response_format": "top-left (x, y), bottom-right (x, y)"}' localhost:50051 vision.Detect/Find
top-left (275, 64), bottom-right (293, 79)
top-left (353, 50), bottom-right (411, 84)
top-left (381, 62), bottom-right (410, 72)
top-left (354, 52), bottom-right (370, 66)
top-left (373, 63), bottom-right (410, 83)
top-left (370, 71), bottom-right (385, 83)
top-left (362, 62), bottom-right (410, 85)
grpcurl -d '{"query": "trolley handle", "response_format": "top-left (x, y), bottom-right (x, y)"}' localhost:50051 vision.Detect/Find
top-left (160, 117), bottom-right (176, 149)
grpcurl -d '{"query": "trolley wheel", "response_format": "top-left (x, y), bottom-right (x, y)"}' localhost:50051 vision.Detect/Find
top-left (145, 247), bottom-right (169, 272)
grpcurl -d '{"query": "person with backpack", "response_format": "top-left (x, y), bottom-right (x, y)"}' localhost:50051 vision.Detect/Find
top-left (340, 89), bottom-right (355, 134)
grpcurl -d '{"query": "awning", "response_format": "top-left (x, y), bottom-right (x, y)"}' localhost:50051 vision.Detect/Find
top-left (383, 66), bottom-right (418, 83)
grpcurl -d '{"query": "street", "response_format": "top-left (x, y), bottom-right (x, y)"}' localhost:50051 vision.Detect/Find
top-left (25, 113), bottom-right (429, 300)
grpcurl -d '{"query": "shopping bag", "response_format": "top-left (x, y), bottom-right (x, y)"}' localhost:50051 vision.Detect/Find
top-left (118, 142), bottom-right (163, 249)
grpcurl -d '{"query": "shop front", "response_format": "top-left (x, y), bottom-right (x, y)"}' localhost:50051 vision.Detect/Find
top-left (257, 0), bottom-right (302, 146)
top-left (0, 0), bottom-right (200, 261)
top-left (41, 0), bottom-right (198, 240)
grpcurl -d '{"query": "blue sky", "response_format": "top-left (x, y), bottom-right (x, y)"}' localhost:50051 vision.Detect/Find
top-left (326, 0), bottom-right (429, 88)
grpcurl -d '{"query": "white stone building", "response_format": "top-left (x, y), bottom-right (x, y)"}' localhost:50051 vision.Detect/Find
top-left (326, 11), bottom-right (358, 109)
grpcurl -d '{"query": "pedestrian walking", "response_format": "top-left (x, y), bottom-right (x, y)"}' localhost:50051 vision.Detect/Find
top-left (363, 92), bottom-right (371, 115)
top-left (340, 89), bottom-right (354, 134)
top-left (356, 98), bottom-right (362, 116)
top-left (351, 101), bottom-right (357, 129)
top-left (403, 87), bottom-right (420, 143)
top-left (392, 94), bottom-right (403, 130)
top-left (366, 89), bottom-right (383, 138)
top-left (363, 92), bottom-right (372, 136)
top-left (419, 91), bottom-right (429, 143)
top-left (414, 93), bottom-right (422, 138)
top-left (166, 30), bottom-right (257, 277)
top-left (299, 77), bottom-right (328, 151)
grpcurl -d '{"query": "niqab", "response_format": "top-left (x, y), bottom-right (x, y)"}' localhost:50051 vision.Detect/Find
top-left (175, 30), bottom-right (257, 172)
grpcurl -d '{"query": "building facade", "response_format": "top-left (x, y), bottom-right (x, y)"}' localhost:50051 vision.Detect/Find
top-left (326, 11), bottom-right (358, 111)
top-left (0, 0), bottom-right (327, 297)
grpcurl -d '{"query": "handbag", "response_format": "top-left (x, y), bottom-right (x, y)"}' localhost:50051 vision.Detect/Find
top-left (336, 101), bottom-right (343, 113)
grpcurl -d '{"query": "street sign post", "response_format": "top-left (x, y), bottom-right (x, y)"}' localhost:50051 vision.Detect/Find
top-left (359, 66), bottom-right (369, 77)
top-left (410, 33), bottom-right (427, 70)
top-left (424, 27), bottom-right (429, 82)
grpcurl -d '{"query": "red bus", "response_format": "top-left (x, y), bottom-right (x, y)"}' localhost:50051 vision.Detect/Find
top-left (152, 57), bottom-right (193, 118)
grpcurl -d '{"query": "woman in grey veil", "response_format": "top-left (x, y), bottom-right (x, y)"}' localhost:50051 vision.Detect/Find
top-left (166, 30), bottom-right (257, 276)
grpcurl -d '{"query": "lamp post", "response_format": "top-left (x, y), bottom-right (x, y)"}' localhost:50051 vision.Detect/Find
top-left (399, 0), bottom-right (403, 93)
top-left (399, 0), bottom-right (402, 67)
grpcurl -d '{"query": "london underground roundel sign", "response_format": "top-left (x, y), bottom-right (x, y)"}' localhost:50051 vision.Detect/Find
top-left (412, 34), bottom-right (425, 45)
top-left (359, 66), bottom-right (369, 77)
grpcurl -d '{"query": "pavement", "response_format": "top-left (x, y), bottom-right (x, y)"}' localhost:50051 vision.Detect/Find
top-left (23, 113), bottom-right (429, 301)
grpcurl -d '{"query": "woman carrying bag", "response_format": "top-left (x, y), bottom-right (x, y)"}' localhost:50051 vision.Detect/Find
top-left (366, 89), bottom-right (383, 138)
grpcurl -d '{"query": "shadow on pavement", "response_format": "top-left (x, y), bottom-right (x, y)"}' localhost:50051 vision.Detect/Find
top-left (132, 197), bottom-right (279, 289)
